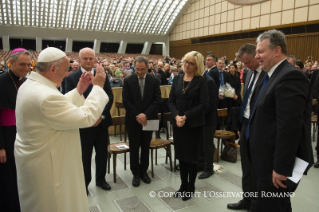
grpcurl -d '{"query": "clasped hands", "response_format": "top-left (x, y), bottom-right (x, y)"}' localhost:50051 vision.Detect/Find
top-left (136, 113), bottom-right (147, 127)
top-left (175, 115), bottom-right (186, 127)
top-left (77, 63), bottom-right (106, 95)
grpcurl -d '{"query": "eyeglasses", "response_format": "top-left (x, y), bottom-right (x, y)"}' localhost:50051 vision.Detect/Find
top-left (183, 60), bottom-right (196, 66)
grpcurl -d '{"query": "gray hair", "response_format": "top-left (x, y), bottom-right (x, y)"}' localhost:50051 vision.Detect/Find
top-left (134, 56), bottom-right (149, 67)
top-left (10, 51), bottom-right (31, 62)
top-left (237, 43), bottom-right (256, 58)
top-left (35, 58), bottom-right (65, 72)
top-left (206, 54), bottom-right (217, 61)
top-left (79, 47), bottom-right (95, 58)
top-left (286, 55), bottom-right (296, 65)
top-left (256, 29), bottom-right (287, 54)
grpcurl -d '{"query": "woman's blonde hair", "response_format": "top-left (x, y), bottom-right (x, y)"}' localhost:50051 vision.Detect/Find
top-left (164, 63), bottom-right (171, 73)
top-left (182, 51), bottom-right (204, 76)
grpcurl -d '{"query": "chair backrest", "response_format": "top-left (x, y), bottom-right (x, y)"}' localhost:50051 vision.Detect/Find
top-left (111, 116), bottom-right (127, 142)
top-left (312, 99), bottom-right (317, 106)
top-left (217, 108), bottom-right (228, 130)
top-left (115, 102), bottom-right (125, 116)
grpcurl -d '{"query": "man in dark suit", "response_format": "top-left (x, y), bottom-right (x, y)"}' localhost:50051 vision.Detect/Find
top-left (247, 29), bottom-right (313, 212)
top-left (65, 47), bottom-right (113, 194)
top-left (227, 43), bottom-right (266, 211)
top-left (312, 72), bottom-right (319, 168)
top-left (216, 58), bottom-right (229, 109)
top-left (122, 56), bottom-right (161, 187)
top-left (198, 74), bottom-right (218, 179)
top-left (204, 55), bottom-right (219, 87)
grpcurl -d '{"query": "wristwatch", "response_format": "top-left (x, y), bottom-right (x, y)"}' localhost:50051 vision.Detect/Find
top-left (101, 115), bottom-right (106, 120)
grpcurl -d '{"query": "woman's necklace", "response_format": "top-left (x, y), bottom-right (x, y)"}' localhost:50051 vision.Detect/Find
top-left (182, 78), bottom-right (192, 93)
top-left (8, 71), bottom-right (18, 90)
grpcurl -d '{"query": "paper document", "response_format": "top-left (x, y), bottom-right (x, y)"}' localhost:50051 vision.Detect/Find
top-left (117, 144), bottom-right (129, 150)
top-left (287, 157), bottom-right (309, 183)
top-left (142, 120), bottom-right (159, 131)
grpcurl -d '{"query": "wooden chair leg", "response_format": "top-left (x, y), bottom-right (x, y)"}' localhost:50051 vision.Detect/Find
top-left (151, 149), bottom-right (154, 178)
top-left (119, 125), bottom-right (122, 141)
top-left (124, 152), bottom-right (126, 170)
top-left (114, 126), bottom-right (117, 137)
top-left (168, 145), bottom-right (173, 171)
top-left (155, 149), bottom-right (158, 165)
top-left (217, 138), bottom-right (220, 162)
top-left (113, 154), bottom-right (117, 183)
top-left (107, 152), bottom-right (111, 174)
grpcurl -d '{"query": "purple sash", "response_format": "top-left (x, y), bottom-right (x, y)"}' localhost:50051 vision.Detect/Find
top-left (0, 109), bottom-right (16, 126)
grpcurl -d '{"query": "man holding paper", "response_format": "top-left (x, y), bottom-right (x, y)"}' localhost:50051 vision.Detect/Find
top-left (122, 56), bottom-right (161, 187)
top-left (247, 29), bottom-right (313, 211)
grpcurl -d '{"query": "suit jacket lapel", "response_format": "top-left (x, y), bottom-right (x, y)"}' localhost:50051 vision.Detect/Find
top-left (184, 76), bottom-right (199, 94)
top-left (243, 71), bottom-right (253, 95)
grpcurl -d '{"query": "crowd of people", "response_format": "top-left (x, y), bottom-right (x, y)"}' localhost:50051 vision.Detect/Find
top-left (0, 29), bottom-right (317, 212)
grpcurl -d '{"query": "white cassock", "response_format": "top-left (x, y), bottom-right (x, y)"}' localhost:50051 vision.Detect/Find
top-left (14, 72), bottom-right (108, 212)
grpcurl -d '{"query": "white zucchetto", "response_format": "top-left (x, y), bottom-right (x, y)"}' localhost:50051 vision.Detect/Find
top-left (38, 47), bottom-right (66, 62)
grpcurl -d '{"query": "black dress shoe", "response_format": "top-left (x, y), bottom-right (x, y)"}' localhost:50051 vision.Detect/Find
top-left (182, 185), bottom-right (195, 201)
top-left (132, 175), bottom-right (140, 187)
top-left (96, 180), bottom-right (111, 190)
top-left (174, 184), bottom-right (188, 198)
top-left (141, 172), bottom-right (151, 184)
top-left (227, 200), bottom-right (250, 210)
top-left (198, 170), bottom-right (214, 179)
top-left (314, 161), bottom-right (319, 168)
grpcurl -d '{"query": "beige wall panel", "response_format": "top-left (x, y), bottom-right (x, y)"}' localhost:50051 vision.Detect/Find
top-left (215, 14), bottom-right (221, 24)
top-left (191, 30), bottom-right (195, 38)
top-left (205, 0), bottom-right (210, 7)
top-left (215, 24), bottom-right (221, 34)
top-left (221, 23), bottom-right (227, 33)
top-left (271, 0), bottom-right (282, 13)
top-left (204, 27), bottom-right (209, 36)
top-left (227, 21), bottom-right (234, 32)
top-left (294, 7), bottom-right (308, 23)
top-left (199, 28), bottom-right (204, 37)
top-left (242, 18), bottom-right (250, 30)
top-left (199, 18), bottom-right (204, 27)
top-left (194, 29), bottom-right (199, 38)
top-left (216, 0), bottom-right (221, 3)
top-left (182, 32), bottom-right (186, 40)
top-left (252, 4), bottom-right (261, 17)
top-left (183, 23), bottom-right (187, 31)
top-left (210, 5), bottom-right (215, 15)
top-left (209, 15), bottom-right (215, 25)
top-left (222, 1), bottom-right (228, 12)
top-left (215, 2), bottom-right (222, 13)
top-left (282, 0), bottom-right (294, 10)
top-left (209, 25), bottom-right (215, 35)
top-left (260, 14), bottom-right (270, 27)
top-left (205, 7), bottom-right (209, 16)
top-left (251, 16), bottom-right (260, 28)
top-left (228, 2), bottom-right (235, 10)
top-left (186, 21), bottom-right (190, 31)
top-left (309, 4), bottom-right (319, 21)
top-left (195, 20), bottom-right (199, 29)
top-left (282, 10), bottom-right (294, 24)
top-left (200, 0), bottom-right (205, 8)
top-left (234, 20), bottom-right (242, 31)
top-left (187, 14), bottom-right (191, 22)
top-left (295, 0), bottom-right (309, 8)
top-left (310, 0), bottom-right (319, 4)
top-left (187, 31), bottom-right (191, 39)
top-left (204, 17), bottom-right (209, 26)
top-left (261, 1), bottom-right (271, 15)
top-left (221, 12), bottom-right (227, 23)
top-left (195, 1), bottom-right (200, 10)
top-left (200, 9), bottom-right (205, 18)
top-left (195, 11), bottom-right (199, 20)
top-left (243, 5), bottom-right (252, 18)
top-left (191, 20), bottom-right (195, 29)
top-left (235, 7), bottom-right (243, 20)
top-left (228, 10), bottom-right (235, 21)
top-left (270, 12), bottom-right (282, 26)
top-left (191, 12), bottom-right (195, 21)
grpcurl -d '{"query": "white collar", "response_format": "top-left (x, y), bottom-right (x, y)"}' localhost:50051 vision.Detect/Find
top-left (268, 59), bottom-right (285, 78)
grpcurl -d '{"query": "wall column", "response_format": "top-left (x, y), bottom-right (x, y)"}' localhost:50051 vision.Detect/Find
top-left (2, 35), bottom-right (10, 51)
top-left (118, 40), bottom-right (127, 54)
top-left (93, 39), bottom-right (101, 53)
top-left (141, 41), bottom-right (152, 54)
top-left (36, 37), bottom-right (42, 51)
top-left (65, 38), bottom-right (73, 52)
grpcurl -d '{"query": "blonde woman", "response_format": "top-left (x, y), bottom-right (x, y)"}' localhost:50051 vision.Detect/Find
top-left (169, 51), bottom-right (209, 201)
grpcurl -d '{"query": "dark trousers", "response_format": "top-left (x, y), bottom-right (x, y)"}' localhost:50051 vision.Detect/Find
top-left (179, 160), bottom-right (197, 189)
top-left (127, 126), bottom-right (152, 176)
top-left (253, 177), bottom-right (298, 212)
top-left (79, 124), bottom-right (109, 190)
top-left (0, 126), bottom-right (20, 212)
top-left (240, 118), bottom-right (257, 205)
top-left (198, 124), bottom-right (217, 171)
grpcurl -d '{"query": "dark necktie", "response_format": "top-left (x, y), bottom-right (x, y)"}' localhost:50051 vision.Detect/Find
top-left (219, 71), bottom-right (224, 87)
top-left (246, 74), bottom-right (269, 140)
top-left (204, 70), bottom-right (208, 76)
top-left (239, 70), bottom-right (257, 123)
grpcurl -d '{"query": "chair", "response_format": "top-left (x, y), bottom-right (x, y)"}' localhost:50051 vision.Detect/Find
top-left (150, 113), bottom-right (173, 177)
top-left (115, 102), bottom-right (126, 141)
top-left (107, 116), bottom-right (129, 183)
top-left (214, 108), bottom-right (236, 162)
top-left (312, 99), bottom-right (317, 142)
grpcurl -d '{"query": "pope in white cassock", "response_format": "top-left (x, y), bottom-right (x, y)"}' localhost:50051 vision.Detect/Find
top-left (14, 47), bottom-right (108, 212)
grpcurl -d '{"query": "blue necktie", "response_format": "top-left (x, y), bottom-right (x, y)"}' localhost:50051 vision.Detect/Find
top-left (204, 70), bottom-right (208, 76)
top-left (219, 71), bottom-right (224, 87)
top-left (246, 74), bottom-right (269, 140)
top-left (239, 71), bottom-right (257, 123)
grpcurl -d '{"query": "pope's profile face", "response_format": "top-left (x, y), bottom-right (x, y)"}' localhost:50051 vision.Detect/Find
top-left (55, 57), bottom-right (70, 87)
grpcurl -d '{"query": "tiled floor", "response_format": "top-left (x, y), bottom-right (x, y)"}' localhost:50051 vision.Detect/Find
top-left (87, 132), bottom-right (319, 212)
